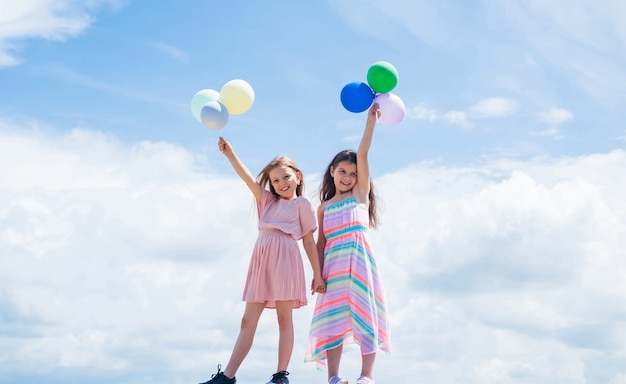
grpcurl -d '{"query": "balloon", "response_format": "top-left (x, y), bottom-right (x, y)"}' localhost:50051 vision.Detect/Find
top-left (190, 89), bottom-right (220, 121)
top-left (219, 79), bottom-right (255, 115)
top-left (340, 82), bottom-right (374, 113)
top-left (200, 101), bottom-right (229, 130)
top-left (374, 93), bottom-right (405, 126)
top-left (367, 61), bottom-right (399, 94)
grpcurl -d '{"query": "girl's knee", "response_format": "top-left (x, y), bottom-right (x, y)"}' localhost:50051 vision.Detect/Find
top-left (240, 314), bottom-right (260, 330)
top-left (276, 312), bottom-right (293, 329)
top-left (240, 302), bottom-right (265, 330)
top-left (275, 304), bottom-right (294, 330)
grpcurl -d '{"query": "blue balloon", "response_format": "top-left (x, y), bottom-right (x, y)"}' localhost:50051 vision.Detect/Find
top-left (340, 82), bottom-right (374, 113)
top-left (200, 101), bottom-right (229, 130)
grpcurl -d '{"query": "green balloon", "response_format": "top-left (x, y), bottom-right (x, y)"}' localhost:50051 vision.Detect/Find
top-left (366, 61), bottom-right (399, 93)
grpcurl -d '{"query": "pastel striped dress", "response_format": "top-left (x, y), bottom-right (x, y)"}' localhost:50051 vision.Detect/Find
top-left (243, 189), bottom-right (317, 309)
top-left (305, 196), bottom-right (391, 368)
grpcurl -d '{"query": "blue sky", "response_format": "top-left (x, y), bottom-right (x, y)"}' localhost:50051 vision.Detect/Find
top-left (1, 1), bottom-right (626, 383)
top-left (3, 0), bottom-right (624, 174)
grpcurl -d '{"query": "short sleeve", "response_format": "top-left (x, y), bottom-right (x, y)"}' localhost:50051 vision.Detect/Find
top-left (295, 196), bottom-right (317, 240)
top-left (256, 189), bottom-right (275, 219)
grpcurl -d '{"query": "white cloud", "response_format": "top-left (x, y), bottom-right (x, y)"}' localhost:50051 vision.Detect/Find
top-left (529, 107), bottom-right (573, 139)
top-left (0, 0), bottom-right (121, 67)
top-left (407, 103), bottom-right (438, 122)
top-left (2, 122), bottom-right (626, 383)
top-left (530, 126), bottom-right (563, 139)
top-left (539, 107), bottom-right (574, 126)
top-left (406, 97), bottom-right (517, 128)
top-left (440, 109), bottom-right (471, 128)
top-left (149, 41), bottom-right (190, 64)
top-left (371, 151), bottom-right (626, 383)
top-left (468, 98), bottom-right (519, 118)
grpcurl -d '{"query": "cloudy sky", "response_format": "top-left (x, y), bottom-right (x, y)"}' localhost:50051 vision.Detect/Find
top-left (1, 1), bottom-right (626, 383)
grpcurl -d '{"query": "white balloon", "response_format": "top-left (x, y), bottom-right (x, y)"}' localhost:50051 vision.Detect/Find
top-left (374, 93), bottom-right (405, 126)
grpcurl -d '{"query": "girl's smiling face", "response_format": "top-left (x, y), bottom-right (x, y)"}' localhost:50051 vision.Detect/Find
top-left (331, 160), bottom-right (357, 194)
top-left (269, 165), bottom-right (300, 200)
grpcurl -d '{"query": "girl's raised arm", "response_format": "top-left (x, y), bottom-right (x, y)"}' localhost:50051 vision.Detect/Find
top-left (354, 103), bottom-right (380, 204)
top-left (218, 136), bottom-right (263, 202)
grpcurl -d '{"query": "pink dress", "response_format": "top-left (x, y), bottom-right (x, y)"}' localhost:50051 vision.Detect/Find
top-left (242, 189), bottom-right (317, 309)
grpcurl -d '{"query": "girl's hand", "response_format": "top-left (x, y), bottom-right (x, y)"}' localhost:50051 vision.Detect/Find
top-left (218, 136), bottom-right (233, 156)
top-left (367, 102), bottom-right (381, 124)
top-left (311, 275), bottom-right (326, 295)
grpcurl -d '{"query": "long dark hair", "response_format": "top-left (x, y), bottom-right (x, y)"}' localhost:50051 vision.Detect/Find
top-left (320, 150), bottom-right (379, 228)
top-left (257, 156), bottom-right (304, 199)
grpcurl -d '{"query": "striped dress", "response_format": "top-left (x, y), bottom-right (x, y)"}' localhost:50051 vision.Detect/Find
top-left (305, 196), bottom-right (391, 368)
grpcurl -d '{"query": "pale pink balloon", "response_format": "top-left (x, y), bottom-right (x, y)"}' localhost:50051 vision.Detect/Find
top-left (374, 93), bottom-right (406, 126)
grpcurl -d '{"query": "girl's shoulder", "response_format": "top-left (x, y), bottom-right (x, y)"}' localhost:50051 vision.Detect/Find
top-left (293, 195), bottom-right (313, 205)
top-left (290, 195), bottom-right (314, 213)
top-left (316, 201), bottom-right (327, 217)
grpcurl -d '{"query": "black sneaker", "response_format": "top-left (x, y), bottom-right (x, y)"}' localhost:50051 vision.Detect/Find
top-left (199, 364), bottom-right (236, 384)
top-left (266, 371), bottom-right (289, 384)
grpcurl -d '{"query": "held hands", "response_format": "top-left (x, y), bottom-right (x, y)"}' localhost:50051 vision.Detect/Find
top-left (311, 275), bottom-right (326, 295)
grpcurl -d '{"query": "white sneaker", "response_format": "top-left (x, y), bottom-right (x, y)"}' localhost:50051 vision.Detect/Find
top-left (329, 376), bottom-right (348, 384)
top-left (355, 376), bottom-right (374, 384)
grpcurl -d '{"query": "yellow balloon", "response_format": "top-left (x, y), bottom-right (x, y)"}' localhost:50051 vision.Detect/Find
top-left (219, 79), bottom-right (255, 115)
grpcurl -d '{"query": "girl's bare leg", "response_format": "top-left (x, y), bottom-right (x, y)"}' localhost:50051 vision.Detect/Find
top-left (275, 300), bottom-right (294, 372)
top-left (327, 344), bottom-right (344, 380)
top-left (360, 352), bottom-right (376, 379)
top-left (223, 302), bottom-right (266, 378)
